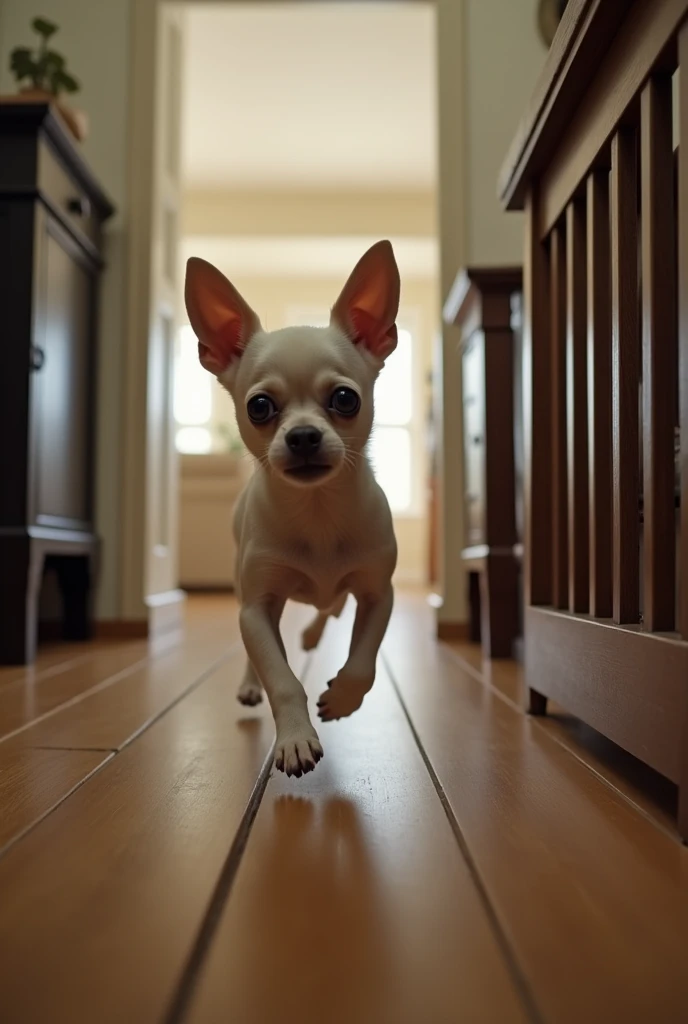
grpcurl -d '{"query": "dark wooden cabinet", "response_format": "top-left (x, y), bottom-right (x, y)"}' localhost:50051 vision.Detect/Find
top-left (0, 103), bottom-right (114, 664)
top-left (444, 266), bottom-right (523, 659)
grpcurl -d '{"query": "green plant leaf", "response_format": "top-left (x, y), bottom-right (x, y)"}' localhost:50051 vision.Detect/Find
top-left (32, 17), bottom-right (58, 39)
top-left (43, 51), bottom-right (66, 72)
top-left (52, 68), bottom-right (80, 95)
top-left (9, 47), bottom-right (38, 83)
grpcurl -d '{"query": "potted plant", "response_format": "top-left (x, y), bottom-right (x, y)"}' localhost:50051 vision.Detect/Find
top-left (4, 17), bottom-right (87, 141)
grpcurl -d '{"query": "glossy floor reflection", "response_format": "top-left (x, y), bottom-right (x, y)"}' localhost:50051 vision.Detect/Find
top-left (0, 593), bottom-right (686, 1023)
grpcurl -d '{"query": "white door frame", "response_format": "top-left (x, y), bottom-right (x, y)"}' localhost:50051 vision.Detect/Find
top-left (122, 0), bottom-right (466, 628)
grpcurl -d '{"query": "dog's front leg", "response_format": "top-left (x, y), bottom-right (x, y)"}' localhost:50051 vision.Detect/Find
top-left (317, 585), bottom-right (393, 722)
top-left (240, 600), bottom-right (323, 776)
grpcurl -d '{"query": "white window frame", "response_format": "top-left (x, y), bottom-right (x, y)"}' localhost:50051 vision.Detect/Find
top-left (174, 309), bottom-right (426, 519)
top-left (174, 323), bottom-right (214, 453)
top-left (384, 308), bottom-right (424, 520)
top-left (285, 305), bottom-right (424, 519)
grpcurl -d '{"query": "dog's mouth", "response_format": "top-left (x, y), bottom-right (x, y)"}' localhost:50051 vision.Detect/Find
top-left (284, 462), bottom-right (333, 482)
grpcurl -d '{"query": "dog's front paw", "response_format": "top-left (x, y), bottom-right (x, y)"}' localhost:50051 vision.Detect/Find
top-left (274, 728), bottom-right (323, 778)
top-left (316, 674), bottom-right (371, 722)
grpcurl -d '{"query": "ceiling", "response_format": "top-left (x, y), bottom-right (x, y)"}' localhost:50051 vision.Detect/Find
top-left (181, 3), bottom-right (437, 191)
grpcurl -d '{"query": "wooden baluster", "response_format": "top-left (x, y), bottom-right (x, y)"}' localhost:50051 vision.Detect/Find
top-left (550, 226), bottom-right (568, 610)
top-left (524, 189), bottom-right (552, 715)
top-left (677, 24), bottom-right (688, 852)
top-left (523, 189), bottom-right (552, 610)
top-left (587, 171), bottom-right (613, 618)
top-left (611, 129), bottom-right (640, 625)
top-left (679, 29), bottom-right (688, 644)
top-left (641, 75), bottom-right (677, 633)
top-left (566, 199), bottom-right (589, 613)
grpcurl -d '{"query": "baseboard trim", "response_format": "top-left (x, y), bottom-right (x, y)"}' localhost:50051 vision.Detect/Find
top-left (146, 589), bottom-right (186, 637)
top-left (38, 619), bottom-right (150, 642)
top-left (436, 621), bottom-right (470, 641)
top-left (181, 584), bottom-right (236, 594)
top-left (96, 620), bottom-right (149, 640)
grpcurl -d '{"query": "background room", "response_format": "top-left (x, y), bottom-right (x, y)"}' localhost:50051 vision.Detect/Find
top-left (173, 2), bottom-right (440, 591)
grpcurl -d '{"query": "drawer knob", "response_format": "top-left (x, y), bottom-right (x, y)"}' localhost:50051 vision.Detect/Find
top-left (472, 434), bottom-right (482, 445)
top-left (67, 196), bottom-right (91, 217)
top-left (30, 346), bottom-right (45, 371)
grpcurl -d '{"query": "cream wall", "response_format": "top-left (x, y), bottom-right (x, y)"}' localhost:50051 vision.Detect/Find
top-left (182, 189), bottom-right (437, 239)
top-left (434, 0), bottom-right (545, 629)
top-left (0, 0), bottom-right (130, 619)
top-left (464, 0), bottom-right (545, 264)
top-left (435, 0), bottom-right (468, 626)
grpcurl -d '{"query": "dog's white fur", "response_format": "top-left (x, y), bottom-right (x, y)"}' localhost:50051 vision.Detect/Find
top-left (184, 241), bottom-right (399, 777)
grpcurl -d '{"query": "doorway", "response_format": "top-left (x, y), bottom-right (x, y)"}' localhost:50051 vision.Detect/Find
top-left (168, 2), bottom-right (440, 592)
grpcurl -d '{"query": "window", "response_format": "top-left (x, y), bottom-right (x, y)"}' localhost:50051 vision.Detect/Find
top-left (174, 324), bottom-right (213, 452)
top-left (173, 314), bottom-right (421, 516)
top-left (288, 310), bottom-right (418, 515)
top-left (368, 328), bottom-right (414, 513)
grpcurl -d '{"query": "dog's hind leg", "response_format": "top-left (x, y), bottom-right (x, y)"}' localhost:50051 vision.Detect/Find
top-left (237, 660), bottom-right (263, 706)
top-left (301, 593), bottom-right (348, 651)
top-left (301, 611), bottom-right (329, 652)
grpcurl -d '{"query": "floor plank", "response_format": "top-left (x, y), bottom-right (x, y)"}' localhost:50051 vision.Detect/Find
top-left (5, 593), bottom-right (686, 1024)
top-left (0, 642), bottom-right (150, 741)
top-left (385, 595), bottom-right (688, 1024)
top-left (446, 634), bottom-right (678, 832)
top-left (0, 652), bottom-right (274, 1024)
top-left (0, 746), bottom-right (111, 853)
top-left (184, 604), bottom-right (529, 1024)
top-left (2, 598), bottom-right (308, 755)
top-left (3, 618), bottom-right (242, 752)
top-left (0, 644), bottom-right (94, 689)
top-left (0, 596), bottom-right (232, 741)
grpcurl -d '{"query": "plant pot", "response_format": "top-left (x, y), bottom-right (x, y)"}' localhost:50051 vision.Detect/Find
top-left (1, 87), bottom-right (88, 142)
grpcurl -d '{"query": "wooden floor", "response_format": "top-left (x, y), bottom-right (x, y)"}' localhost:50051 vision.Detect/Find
top-left (1, 593), bottom-right (687, 1024)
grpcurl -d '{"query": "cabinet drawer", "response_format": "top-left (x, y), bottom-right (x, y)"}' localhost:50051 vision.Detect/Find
top-left (38, 142), bottom-right (100, 250)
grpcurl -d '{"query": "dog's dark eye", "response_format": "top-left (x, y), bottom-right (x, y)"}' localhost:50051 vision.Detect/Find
top-left (247, 394), bottom-right (277, 424)
top-left (329, 387), bottom-right (361, 417)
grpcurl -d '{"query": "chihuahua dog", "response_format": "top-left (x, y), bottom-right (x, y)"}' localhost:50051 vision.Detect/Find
top-left (184, 240), bottom-right (399, 777)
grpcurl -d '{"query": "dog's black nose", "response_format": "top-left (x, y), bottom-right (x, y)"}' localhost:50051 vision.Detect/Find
top-left (285, 426), bottom-right (322, 456)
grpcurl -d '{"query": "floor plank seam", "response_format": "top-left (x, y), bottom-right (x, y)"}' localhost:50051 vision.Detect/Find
top-left (381, 650), bottom-right (546, 1024)
top-left (0, 646), bottom-right (242, 861)
top-left (0, 618), bottom-right (228, 746)
top-left (0, 655), bottom-right (152, 747)
top-left (0, 618), bottom-right (188, 695)
top-left (111, 645), bottom-right (243, 755)
top-left (22, 745), bottom-right (118, 753)
top-left (163, 746), bottom-right (275, 1024)
top-left (440, 644), bottom-right (683, 845)
top-left (0, 752), bottom-right (116, 862)
top-left (0, 639), bottom-right (242, 752)
top-left (0, 651), bottom-right (93, 693)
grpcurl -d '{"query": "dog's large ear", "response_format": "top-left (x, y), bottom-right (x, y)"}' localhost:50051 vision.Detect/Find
top-left (331, 240), bottom-right (400, 362)
top-left (184, 257), bottom-right (261, 375)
